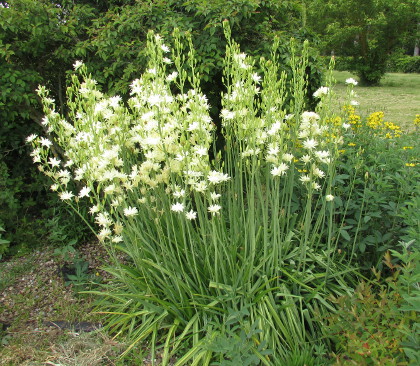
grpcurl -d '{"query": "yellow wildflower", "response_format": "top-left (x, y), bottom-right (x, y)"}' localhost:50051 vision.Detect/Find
top-left (414, 114), bottom-right (420, 127)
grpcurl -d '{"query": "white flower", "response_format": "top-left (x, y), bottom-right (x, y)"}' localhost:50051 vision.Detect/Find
top-left (282, 153), bottom-right (294, 163)
top-left (326, 194), bottom-right (334, 202)
top-left (301, 154), bottom-right (311, 164)
top-left (267, 122), bottom-right (282, 136)
top-left (350, 100), bottom-right (359, 106)
top-left (208, 204), bottom-right (221, 215)
top-left (312, 167), bottom-right (325, 179)
top-left (299, 175), bottom-right (311, 183)
top-left (124, 206), bottom-right (138, 217)
top-left (96, 212), bottom-right (112, 227)
top-left (161, 44), bottom-right (170, 53)
top-left (234, 53), bottom-right (246, 61)
top-left (271, 163), bottom-right (289, 177)
top-left (112, 236), bottom-right (124, 243)
top-left (171, 202), bottom-right (184, 213)
top-left (166, 71), bottom-right (178, 82)
top-left (194, 146), bottom-right (208, 156)
top-left (220, 109), bottom-right (235, 120)
top-left (111, 198), bottom-right (122, 208)
top-left (147, 94), bottom-right (163, 105)
top-left (32, 153), bottom-right (41, 163)
top-left (78, 186), bottom-right (91, 198)
top-left (267, 146), bottom-right (279, 156)
top-left (104, 184), bottom-right (116, 195)
top-left (301, 111), bottom-right (320, 124)
top-left (342, 123), bottom-right (351, 130)
top-left (138, 197), bottom-right (147, 204)
top-left (173, 189), bottom-right (185, 198)
top-left (41, 117), bottom-right (49, 126)
top-left (50, 184), bottom-right (59, 191)
top-left (113, 222), bottom-right (124, 235)
top-left (210, 192), bottom-right (221, 200)
top-left (312, 182), bottom-right (321, 190)
top-left (194, 181), bottom-right (208, 192)
top-left (64, 159), bottom-right (74, 168)
top-left (40, 137), bottom-right (53, 147)
top-left (313, 86), bottom-right (330, 98)
top-left (163, 57), bottom-right (172, 64)
top-left (187, 122), bottom-right (200, 131)
top-left (73, 60), bottom-right (83, 70)
top-left (303, 138), bottom-right (318, 150)
top-left (89, 205), bottom-right (100, 215)
top-left (48, 157), bottom-right (61, 168)
top-left (26, 134), bottom-right (37, 143)
top-left (252, 73), bottom-right (261, 83)
top-left (298, 130), bottom-right (310, 139)
top-left (207, 171), bottom-right (230, 184)
top-left (59, 191), bottom-right (74, 200)
top-left (314, 150), bottom-right (330, 162)
top-left (98, 228), bottom-right (112, 242)
top-left (185, 210), bottom-right (197, 220)
top-left (109, 95), bottom-right (122, 108)
top-left (345, 78), bottom-right (358, 86)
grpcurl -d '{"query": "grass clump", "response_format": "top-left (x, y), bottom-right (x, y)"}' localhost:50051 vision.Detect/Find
top-left (24, 23), bottom-right (419, 364)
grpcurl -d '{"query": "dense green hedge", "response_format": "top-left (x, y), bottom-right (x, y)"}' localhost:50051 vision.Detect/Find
top-left (387, 54), bottom-right (420, 73)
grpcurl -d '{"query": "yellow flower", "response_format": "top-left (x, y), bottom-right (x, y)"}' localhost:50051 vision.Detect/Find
top-left (367, 111), bottom-right (384, 130)
top-left (365, 111), bottom-right (402, 139)
top-left (348, 142), bottom-right (356, 147)
top-left (405, 163), bottom-right (416, 167)
top-left (403, 146), bottom-right (413, 150)
top-left (342, 105), bottom-right (362, 130)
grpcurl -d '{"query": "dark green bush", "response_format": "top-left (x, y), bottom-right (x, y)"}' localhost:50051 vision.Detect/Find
top-left (387, 54), bottom-right (420, 73)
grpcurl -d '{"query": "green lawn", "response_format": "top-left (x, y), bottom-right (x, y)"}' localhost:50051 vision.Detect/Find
top-left (330, 71), bottom-right (420, 130)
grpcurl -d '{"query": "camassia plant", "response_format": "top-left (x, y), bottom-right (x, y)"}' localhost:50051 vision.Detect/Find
top-left (28, 23), bottom-right (357, 364)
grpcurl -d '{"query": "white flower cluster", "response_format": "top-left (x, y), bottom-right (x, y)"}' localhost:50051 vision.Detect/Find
top-left (296, 111), bottom-right (337, 192)
top-left (313, 86), bottom-right (330, 99)
top-left (28, 31), bottom-right (233, 240)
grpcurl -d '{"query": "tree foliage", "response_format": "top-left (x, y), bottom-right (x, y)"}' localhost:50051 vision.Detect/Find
top-left (0, 0), bottom-right (98, 252)
top-left (307, 0), bottom-right (419, 85)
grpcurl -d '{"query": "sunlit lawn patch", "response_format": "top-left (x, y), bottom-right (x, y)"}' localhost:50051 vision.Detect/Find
top-left (331, 71), bottom-right (420, 130)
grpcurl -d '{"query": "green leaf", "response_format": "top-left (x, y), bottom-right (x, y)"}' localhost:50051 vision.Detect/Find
top-left (340, 229), bottom-right (351, 241)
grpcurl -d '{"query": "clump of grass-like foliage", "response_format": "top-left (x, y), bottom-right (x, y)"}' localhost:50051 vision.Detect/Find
top-left (28, 22), bottom-right (360, 364)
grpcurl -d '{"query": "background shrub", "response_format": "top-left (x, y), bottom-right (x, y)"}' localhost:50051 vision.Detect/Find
top-left (387, 53), bottom-right (420, 73)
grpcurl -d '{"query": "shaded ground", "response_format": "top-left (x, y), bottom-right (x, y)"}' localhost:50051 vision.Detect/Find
top-left (0, 242), bottom-right (126, 365)
top-left (0, 242), bottom-right (178, 365)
